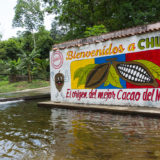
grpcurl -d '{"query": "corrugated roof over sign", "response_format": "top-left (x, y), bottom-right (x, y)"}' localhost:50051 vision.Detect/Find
top-left (53, 22), bottom-right (160, 50)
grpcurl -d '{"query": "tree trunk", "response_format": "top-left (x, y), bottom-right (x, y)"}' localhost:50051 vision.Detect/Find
top-left (32, 32), bottom-right (36, 50)
top-left (28, 64), bottom-right (32, 83)
top-left (9, 74), bottom-right (17, 83)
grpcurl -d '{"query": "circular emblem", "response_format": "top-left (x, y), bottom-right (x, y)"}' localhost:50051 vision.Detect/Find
top-left (51, 51), bottom-right (63, 69)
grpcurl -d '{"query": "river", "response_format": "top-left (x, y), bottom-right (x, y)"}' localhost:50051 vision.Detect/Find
top-left (0, 99), bottom-right (160, 160)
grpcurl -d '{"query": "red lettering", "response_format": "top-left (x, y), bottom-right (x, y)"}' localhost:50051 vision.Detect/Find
top-left (156, 89), bottom-right (160, 101)
top-left (72, 91), bottom-right (76, 98)
top-left (117, 90), bottom-right (122, 100)
top-left (98, 92), bottom-right (104, 99)
top-left (143, 89), bottom-right (155, 101)
top-left (127, 92), bottom-right (130, 100)
top-left (130, 92), bottom-right (135, 100)
top-left (66, 89), bottom-right (71, 98)
top-left (117, 90), bottom-right (141, 101)
top-left (135, 92), bottom-right (140, 101)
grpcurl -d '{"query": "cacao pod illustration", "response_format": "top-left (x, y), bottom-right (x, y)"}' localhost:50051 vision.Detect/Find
top-left (55, 72), bottom-right (64, 92)
top-left (74, 58), bottom-right (160, 89)
top-left (113, 61), bottom-right (158, 87)
top-left (85, 63), bottom-right (110, 88)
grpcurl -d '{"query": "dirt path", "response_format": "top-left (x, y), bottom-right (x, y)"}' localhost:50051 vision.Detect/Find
top-left (0, 86), bottom-right (50, 100)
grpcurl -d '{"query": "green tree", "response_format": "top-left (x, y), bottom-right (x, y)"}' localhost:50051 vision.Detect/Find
top-left (0, 38), bottom-right (21, 60)
top-left (84, 25), bottom-right (107, 37)
top-left (13, 0), bottom-right (44, 50)
top-left (35, 27), bottom-right (53, 59)
top-left (50, 20), bottom-right (66, 43)
top-left (17, 27), bottom-right (53, 59)
top-left (5, 58), bottom-right (21, 82)
top-left (0, 60), bottom-right (7, 74)
top-left (6, 58), bottom-right (21, 74)
top-left (34, 58), bottom-right (49, 80)
top-left (19, 49), bottom-right (39, 83)
top-left (17, 31), bottom-right (33, 53)
top-left (0, 41), bottom-right (7, 59)
top-left (4, 38), bottom-right (21, 60)
top-left (0, 60), bottom-right (8, 81)
top-left (43, 0), bottom-right (160, 40)
top-left (0, 34), bottom-right (2, 41)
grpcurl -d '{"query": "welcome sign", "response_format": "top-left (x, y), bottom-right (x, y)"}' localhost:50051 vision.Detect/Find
top-left (50, 29), bottom-right (160, 107)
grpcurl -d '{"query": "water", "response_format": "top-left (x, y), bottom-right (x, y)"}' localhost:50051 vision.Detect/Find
top-left (0, 100), bottom-right (160, 160)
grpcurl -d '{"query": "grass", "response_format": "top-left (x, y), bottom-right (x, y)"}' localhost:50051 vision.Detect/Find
top-left (0, 80), bottom-right (50, 93)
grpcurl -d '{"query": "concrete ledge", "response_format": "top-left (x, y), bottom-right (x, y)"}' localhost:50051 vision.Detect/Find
top-left (38, 101), bottom-right (160, 117)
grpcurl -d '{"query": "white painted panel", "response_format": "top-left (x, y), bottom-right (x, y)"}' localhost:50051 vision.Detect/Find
top-left (50, 31), bottom-right (160, 108)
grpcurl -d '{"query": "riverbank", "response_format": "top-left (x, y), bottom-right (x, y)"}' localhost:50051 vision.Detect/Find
top-left (0, 80), bottom-right (50, 93)
top-left (0, 86), bottom-right (50, 100)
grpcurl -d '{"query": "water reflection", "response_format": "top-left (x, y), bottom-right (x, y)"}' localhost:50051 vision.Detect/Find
top-left (0, 100), bottom-right (160, 159)
top-left (51, 110), bottom-right (160, 160)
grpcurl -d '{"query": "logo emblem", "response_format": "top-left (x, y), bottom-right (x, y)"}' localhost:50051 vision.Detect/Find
top-left (51, 51), bottom-right (63, 69)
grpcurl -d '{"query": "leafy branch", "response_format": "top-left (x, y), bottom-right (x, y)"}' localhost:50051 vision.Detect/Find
top-left (74, 64), bottom-right (97, 87)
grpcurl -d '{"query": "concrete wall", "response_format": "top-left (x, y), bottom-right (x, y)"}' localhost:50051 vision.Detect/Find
top-left (50, 31), bottom-right (160, 108)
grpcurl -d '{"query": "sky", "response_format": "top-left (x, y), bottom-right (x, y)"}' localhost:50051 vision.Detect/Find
top-left (0, 0), bottom-right (53, 40)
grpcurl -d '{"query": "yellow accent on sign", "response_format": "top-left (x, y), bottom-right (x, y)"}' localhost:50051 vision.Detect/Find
top-left (71, 59), bottom-right (94, 89)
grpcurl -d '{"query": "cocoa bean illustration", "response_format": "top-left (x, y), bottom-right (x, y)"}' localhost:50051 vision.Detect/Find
top-left (85, 63), bottom-right (110, 88)
top-left (55, 72), bottom-right (64, 92)
top-left (113, 61), bottom-right (158, 87)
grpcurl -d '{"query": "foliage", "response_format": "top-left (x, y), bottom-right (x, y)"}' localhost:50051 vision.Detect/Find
top-left (74, 64), bottom-right (97, 87)
top-left (0, 41), bottom-right (6, 59)
top-left (0, 33), bottom-right (2, 41)
top-left (0, 58), bottom-right (22, 78)
top-left (0, 38), bottom-right (21, 60)
top-left (43, 0), bottom-right (160, 40)
top-left (5, 58), bottom-right (21, 75)
top-left (50, 20), bottom-right (66, 43)
top-left (104, 65), bottom-right (122, 88)
top-left (4, 58), bottom-right (22, 82)
top-left (0, 1), bottom-right (52, 84)
top-left (4, 38), bottom-right (22, 60)
top-left (19, 49), bottom-right (39, 83)
top-left (13, 0), bottom-right (44, 49)
top-left (0, 59), bottom-right (8, 74)
top-left (17, 27), bottom-right (53, 59)
top-left (17, 31), bottom-right (33, 53)
top-left (0, 27), bottom-right (52, 83)
top-left (35, 27), bottom-right (53, 59)
top-left (84, 25), bottom-right (107, 37)
top-left (13, 0), bottom-right (44, 31)
top-left (34, 58), bottom-right (49, 80)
